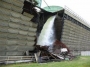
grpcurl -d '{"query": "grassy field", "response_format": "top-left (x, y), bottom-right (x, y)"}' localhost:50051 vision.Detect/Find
top-left (1, 56), bottom-right (90, 67)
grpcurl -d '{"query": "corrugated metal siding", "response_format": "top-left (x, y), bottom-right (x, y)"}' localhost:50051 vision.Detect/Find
top-left (61, 19), bottom-right (90, 55)
top-left (0, 0), bottom-right (37, 56)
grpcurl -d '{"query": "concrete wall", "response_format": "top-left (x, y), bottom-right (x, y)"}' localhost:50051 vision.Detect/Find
top-left (61, 19), bottom-right (90, 55)
top-left (0, 0), bottom-right (37, 56)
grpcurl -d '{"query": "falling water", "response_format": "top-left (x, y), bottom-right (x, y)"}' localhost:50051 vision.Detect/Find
top-left (37, 15), bottom-right (56, 47)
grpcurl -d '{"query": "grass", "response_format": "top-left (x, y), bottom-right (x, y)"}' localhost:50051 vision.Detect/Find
top-left (1, 56), bottom-right (90, 67)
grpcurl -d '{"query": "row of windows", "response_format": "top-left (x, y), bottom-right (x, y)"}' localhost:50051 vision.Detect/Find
top-left (64, 14), bottom-right (90, 31)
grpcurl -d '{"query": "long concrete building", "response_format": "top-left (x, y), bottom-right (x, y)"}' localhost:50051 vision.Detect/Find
top-left (0, 0), bottom-right (90, 62)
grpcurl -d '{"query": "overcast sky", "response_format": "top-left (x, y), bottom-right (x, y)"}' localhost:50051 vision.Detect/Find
top-left (41, 0), bottom-right (90, 25)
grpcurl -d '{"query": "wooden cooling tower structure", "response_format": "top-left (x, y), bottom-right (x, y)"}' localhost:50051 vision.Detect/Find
top-left (0, 0), bottom-right (90, 63)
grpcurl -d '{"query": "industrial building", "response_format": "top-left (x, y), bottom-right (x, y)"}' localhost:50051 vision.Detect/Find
top-left (0, 0), bottom-right (90, 63)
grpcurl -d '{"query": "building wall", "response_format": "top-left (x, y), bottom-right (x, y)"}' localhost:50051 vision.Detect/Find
top-left (0, 0), bottom-right (37, 56)
top-left (61, 19), bottom-right (90, 55)
top-left (60, 8), bottom-right (90, 55)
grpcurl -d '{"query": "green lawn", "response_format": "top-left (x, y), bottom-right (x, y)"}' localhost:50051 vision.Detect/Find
top-left (1, 56), bottom-right (90, 67)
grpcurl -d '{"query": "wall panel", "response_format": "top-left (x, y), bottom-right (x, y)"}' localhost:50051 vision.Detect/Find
top-left (61, 19), bottom-right (90, 55)
top-left (0, 0), bottom-right (37, 56)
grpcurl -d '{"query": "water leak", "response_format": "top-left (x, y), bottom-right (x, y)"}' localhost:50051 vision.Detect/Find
top-left (37, 15), bottom-right (56, 47)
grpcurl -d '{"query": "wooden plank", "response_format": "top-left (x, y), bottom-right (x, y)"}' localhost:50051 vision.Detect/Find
top-left (10, 11), bottom-right (21, 18)
top-left (27, 36), bottom-right (35, 41)
top-left (0, 38), bottom-right (7, 45)
top-left (21, 15), bottom-right (31, 21)
top-left (0, 52), bottom-right (6, 56)
top-left (19, 20), bottom-right (30, 26)
top-left (30, 22), bottom-right (38, 28)
top-left (0, 7), bottom-right (22, 18)
top-left (7, 33), bottom-right (18, 39)
top-left (0, 1), bottom-right (12, 10)
top-left (10, 17), bottom-right (21, 23)
top-left (6, 52), bottom-right (23, 56)
top-left (19, 25), bottom-right (29, 31)
top-left (17, 35), bottom-right (27, 40)
top-left (28, 32), bottom-right (36, 36)
top-left (5, 46), bottom-right (25, 51)
top-left (0, 1), bottom-right (23, 13)
top-left (3, 0), bottom-right (24, 7)
top-left (19, 20), bottom-right (38, 28)
top-left (28, 27), bottom-right (37, 32)
top-left (17, 40), bottom-right (27, 45)
top-left (0, 46), bottom-right (6, 51)
top-left (23, 12), bottom-right (34, 18)
top-left (8, 28), bottom-right (19, 34)
top-left (26, 41), bottom-right (35, 46)
top-left (17, 46), bottom-right (35, 51)
top-left (0, 13), bottom-right (10, 21)
top-left (0, 20), bottom-right (9, 27)
top-left (0, 7), bottom-right (10, 15)
top-left (17, 40), bottom-right (35, 46)
top-left (6, 45), bottom-right (18, 51)
top-left (9, 22), bottom-right (20, 29)
top-left (0, 32), bottom-right (8, 38)
top-left (18, 30), bottom-right (28, 35)
top-left (11, 5), bottom-right (23, 13)
top-left (18, 0), bottom-right (24, 2)
top-left (7, 40), bottom-right (17, 45)
top-left (0, 26), bottom-right (9, 33)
